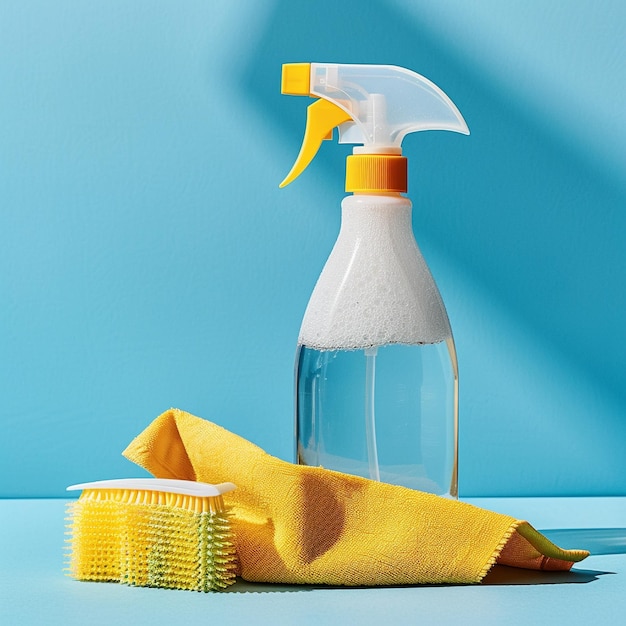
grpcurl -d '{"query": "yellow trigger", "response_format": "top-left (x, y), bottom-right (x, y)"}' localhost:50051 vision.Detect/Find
top-left (280, 98), bottom-right (352, 188)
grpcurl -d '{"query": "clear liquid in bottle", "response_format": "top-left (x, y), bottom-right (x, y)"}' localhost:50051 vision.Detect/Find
top-left (295, 338), bottom-right (458, 497)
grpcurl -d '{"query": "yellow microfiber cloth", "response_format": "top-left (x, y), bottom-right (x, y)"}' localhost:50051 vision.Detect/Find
top-left (122, 408), bottom-right (589, 586)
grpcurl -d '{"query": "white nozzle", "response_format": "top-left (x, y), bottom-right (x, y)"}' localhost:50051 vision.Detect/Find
top-left (309, 63), bottom-right (469, 150)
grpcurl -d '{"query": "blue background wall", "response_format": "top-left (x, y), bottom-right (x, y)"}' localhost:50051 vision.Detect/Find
top-left (1, 0), bottom-right (625, 497)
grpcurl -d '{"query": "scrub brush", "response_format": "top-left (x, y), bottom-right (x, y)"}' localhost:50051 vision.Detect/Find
top-left (65, 478), bottom-right (238, 592)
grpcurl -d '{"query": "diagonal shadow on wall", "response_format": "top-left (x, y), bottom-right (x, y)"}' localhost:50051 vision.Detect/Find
top-left (228, 0), bottom-right (626, 493)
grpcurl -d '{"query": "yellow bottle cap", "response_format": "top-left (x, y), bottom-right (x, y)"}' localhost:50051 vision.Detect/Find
top-left (345, 154), bottom-right (408, 193)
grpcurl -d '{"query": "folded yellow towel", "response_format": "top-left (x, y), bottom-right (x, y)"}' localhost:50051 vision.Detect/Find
top-left (123, 408), bottom-right (589, 586)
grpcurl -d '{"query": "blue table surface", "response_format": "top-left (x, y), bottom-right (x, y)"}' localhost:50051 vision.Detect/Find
top-left (1, 497), bottom-right (624, 625)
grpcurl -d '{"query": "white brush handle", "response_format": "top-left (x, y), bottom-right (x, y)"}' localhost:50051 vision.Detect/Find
top-left (66, 478), bottom-right (236, 497)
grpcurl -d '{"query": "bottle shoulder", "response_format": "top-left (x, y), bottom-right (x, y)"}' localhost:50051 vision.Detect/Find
top-left (299, 211), bottom-right (451, 348)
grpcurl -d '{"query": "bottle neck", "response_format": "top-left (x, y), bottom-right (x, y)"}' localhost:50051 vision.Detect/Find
top-left (339, 193), bottom-right (414, 239)
top-left (342, 192), bottom-right (412, 208)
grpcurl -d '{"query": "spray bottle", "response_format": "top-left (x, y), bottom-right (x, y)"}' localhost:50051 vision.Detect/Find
top-left (280, 63), bottom-right (468, 498)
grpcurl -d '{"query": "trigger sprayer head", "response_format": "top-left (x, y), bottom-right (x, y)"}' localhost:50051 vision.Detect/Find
top-left (280, 62), bottom-right (469, 192)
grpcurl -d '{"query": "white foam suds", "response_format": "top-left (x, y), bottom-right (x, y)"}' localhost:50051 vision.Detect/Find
top-left (299, 194), bottom-right (451, 350)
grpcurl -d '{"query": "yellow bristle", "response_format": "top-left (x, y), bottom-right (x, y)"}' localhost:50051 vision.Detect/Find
top-left (66, 485), bottom-right (237, 592)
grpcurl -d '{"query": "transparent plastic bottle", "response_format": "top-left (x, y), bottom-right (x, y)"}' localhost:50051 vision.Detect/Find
top-left (294, 193), bottom-right (458, 497)
top-left (279, 63), bottom-right (468, 497)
